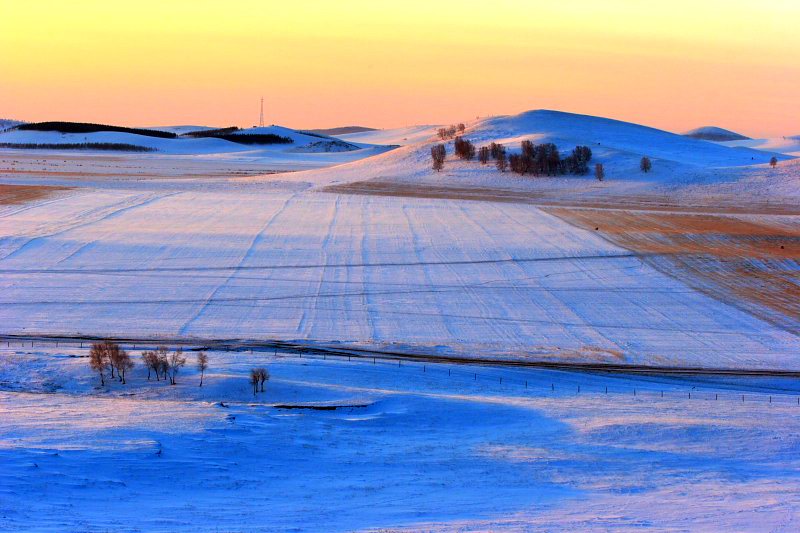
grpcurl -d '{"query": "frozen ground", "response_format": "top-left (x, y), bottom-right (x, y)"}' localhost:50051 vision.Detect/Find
top-left (0, 181), bottom-right (797, 368)
top-left (1, 345), bottom-right (799, 532)
top-left (1, 109), bottom-right (799, 531)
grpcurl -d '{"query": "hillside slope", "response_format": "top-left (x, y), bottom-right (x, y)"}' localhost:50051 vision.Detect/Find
top-left (684, 126), bottom-right (750, 141)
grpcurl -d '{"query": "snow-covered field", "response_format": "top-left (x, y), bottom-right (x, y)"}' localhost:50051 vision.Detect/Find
top-left (1, 109), bottom-right (799, 530)
top-left (1, 181), bottom-right (796, 368)
top-left (2, 345), bottom-right (799, 532)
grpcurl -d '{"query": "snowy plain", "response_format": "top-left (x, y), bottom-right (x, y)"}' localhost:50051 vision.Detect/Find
top-left (2, 345), bottom-right (800, 532)
top-left (1, 109), bottom-right (799, 531)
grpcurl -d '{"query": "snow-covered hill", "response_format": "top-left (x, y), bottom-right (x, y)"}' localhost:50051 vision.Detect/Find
top-left (0, 122), bottom-right (394, 170)
top-left (683, 126), bottom-right (750, 141)
top-left (299, 110), bottom-right (794, 193)
top-left (0, 119), bottom-right (24, 132)
top-left (719, 136), bottom-right (800, 157)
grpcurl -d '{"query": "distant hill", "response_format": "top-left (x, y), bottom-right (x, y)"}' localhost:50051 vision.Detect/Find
top-left (0, 119), bottom-right (24, 132)
top-left (307, 126), bottom-right (377, 136)
top-left (683, 126), bottom-right (750, 142)
top-left (16, 121), bottom-right (177, 138)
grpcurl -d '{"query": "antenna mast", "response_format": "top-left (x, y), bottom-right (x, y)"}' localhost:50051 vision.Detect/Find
top-left (259, 97), bottom-right (264, 127)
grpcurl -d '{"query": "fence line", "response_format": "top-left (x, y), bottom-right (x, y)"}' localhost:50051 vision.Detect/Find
top-left (2, 336), bottom-right (799, 406)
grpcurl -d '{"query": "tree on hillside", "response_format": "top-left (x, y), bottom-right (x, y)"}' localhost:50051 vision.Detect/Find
top-left (89, 342), bottom-right (109, 386)
top-left (168, 348), bottom-right (186, 385)
top-left (478, 146), bottom-right (490, 165)
top-left (454, 137), bottom-right (475, 160)
top-left (437, 125), bottom-right (457, 140)
top-left (457, 123), bottom-right (466, 134)
top-left (489, 142), bottom-right (504, 160)
top-left (496, 148), bottom-right (507, 172)
top-left (197, 352), bottom-right (209, 387)
top-left (770, 156), bottom-right (778, 168)
top-left (595, 163), bottom-right (605, 182)
top-left (431, 144), bottom-right (446, 172)
top-left (640, 156), bottom-right (652, 173)
top-left (509, 153), bottom-right (524, 175)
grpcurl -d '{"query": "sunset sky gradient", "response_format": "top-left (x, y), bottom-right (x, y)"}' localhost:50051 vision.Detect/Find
top-left (2, 0), bottom-right (798, 136)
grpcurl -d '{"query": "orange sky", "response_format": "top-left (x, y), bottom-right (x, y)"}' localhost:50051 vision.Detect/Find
top-left (2, 0), bottom-right (798, 137)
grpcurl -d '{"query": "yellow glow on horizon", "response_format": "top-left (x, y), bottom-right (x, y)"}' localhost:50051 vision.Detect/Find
top-left (2, 0), bottom-right (798, 136)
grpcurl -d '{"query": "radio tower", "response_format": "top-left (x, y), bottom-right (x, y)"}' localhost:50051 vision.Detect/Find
top-left (259, 97), bottom-right (265, 128)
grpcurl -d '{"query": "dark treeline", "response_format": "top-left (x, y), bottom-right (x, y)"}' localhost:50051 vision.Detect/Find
top-left (0, 142), bottom-right (155, 152)
top-left (213, 133), bottom-right (293, 145)
top-left (509, 141), bottom-right (593, 176)
top-left (431, 136), bottom-right (593, 177)
top-left (182, 126), bottom-right (241, 138)
top-left (16, 122), bottom-right (177, 139)
top-left (182, 127), bottom-right (293, 145)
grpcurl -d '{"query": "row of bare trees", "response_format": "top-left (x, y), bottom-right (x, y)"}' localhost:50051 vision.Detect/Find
top-left (249, 367), bottom-right (270, 395)
top-left (432, 135), bottom-right (660, 180)
top-left (437, 123), bottom-right (466, 140)
top-left (89, 341), bottom-right (204, 387)
top-left (141, 347), bottom-right (188, 385)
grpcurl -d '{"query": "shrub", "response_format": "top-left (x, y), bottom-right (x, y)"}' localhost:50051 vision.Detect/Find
top-left (640, 156), bottom-right (652, 173)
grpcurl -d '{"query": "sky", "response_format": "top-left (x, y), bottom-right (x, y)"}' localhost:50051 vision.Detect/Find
top-left (2, 0), bottom-right (799, 137)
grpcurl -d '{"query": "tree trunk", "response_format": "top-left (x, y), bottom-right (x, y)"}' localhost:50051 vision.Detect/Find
top-left (199, 372), bottom-right (203, 387)
top-left (99, 371), bottom-right (104, 386)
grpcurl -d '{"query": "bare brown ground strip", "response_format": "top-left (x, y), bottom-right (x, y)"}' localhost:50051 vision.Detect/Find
top-left (323, 180), bottom-right (800, 215)
top-left (545, 207), bottom-right (800, 333)
top-left (0, 183), bottom-right (71, 205)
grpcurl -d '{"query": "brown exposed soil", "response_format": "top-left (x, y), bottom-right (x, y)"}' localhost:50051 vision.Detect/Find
top-left (546, 207), bottom-right (800, 333)
top-left (323, 180), bottom-right (800, 215)
top-left (0, 184), bottom-right (71, 205)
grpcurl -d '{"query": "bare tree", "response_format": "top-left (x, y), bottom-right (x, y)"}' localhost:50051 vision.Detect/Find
top-left (640, 156), bottom-right (652, 173)
top-left (196, 352), bottom-right (209, 387)
top-left (478, 146), bottom-right (490, 165)
top-left (496, 149), bottom-right (507, 173)
top-left (595, 163), bottom-right (605, 182)
top-left (489, 142), bottom-right (504, 159)
top-left (89, 342), bottom-right (109, 386)
top-left (106, 342), bottom-right (127, 383)
top-left (141, 350), bottom-right (158, 380)
top-left (456, 123), bottom-right (466, 134)
top-left (249, 369), bottom-right (260, 396)
top-left (431, 144), bottom-right (446, 172)
top-left (156, 346), bottom-right (170, 381)
top-left (770, 156), bottom-right (778, 168)
top-left (258, 368), bottom-right (270, 392)
top-left (115, 348), bottom-right (133, 384)
top-left (168, 348), bottom-right (186, 385)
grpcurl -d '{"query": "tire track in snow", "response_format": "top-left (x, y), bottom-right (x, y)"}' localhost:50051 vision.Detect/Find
top-left (52, 192), bottom-right (183, 267)
top-left (177, 192), bottom-right (300, 336)
top-left (297, 194), bottom-right (339, 336)
top-left (401, 204), bottom-right (460, 341)
top-left (0, 191), bottom-right (176, 262)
